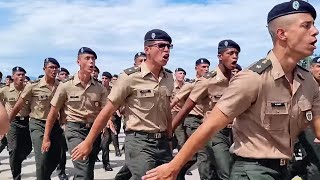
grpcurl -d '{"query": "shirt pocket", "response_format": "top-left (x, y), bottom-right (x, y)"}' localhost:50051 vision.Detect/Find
top-left (298, 99), bottom-right (312, 128)
top-left (37, 94), bottom-right (50, 109)
top-left (264, 101), bottom-right (289, 130)
top-left (136, 89), bottom-right (155, 110)
top-left (67, 94), bottom-right (82, 109)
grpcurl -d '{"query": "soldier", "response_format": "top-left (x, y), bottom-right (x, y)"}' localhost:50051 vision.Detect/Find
top-left (0, 67), bottom-right (31, 180)
top-left (71, 29), bottom-right (189, 180)
top-left (92, 65), bottom-right (100, 80)
top-left (57, 68), bottom-right (70, 82)
top-left (41, 47), bottom-right (107, 179)
top-left (134, 52), bottom-right (146, 67)
top-left (172, 40), bottom-right (240, 180)
top-left (142, 1), bottom-right (320, 180)
top-left (99, 71), bottom-right (115, 171)
top-left (24, 76), bottom-right (31, 85)
top-left (287, 56), bottom-right (320, 180)
top-left (56, 67), bottom-right (70, 180)
top-left (10, 58), bottom-right (62, 180)
top-left (5, 75), bottom-right (13, 86)
top-left (171, 68), bottom-right (186, 151)
top-left (170, 58), bottom-right (212, 179)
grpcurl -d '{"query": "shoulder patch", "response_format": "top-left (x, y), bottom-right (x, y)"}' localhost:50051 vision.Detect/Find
top-left (297, 64), bottom-right (309, 72)
top-left (124, 66), bottom-right (141, 75)
top-left (248, 58), bottom-right (272, 74)
top-left (62, 76), bottom-right (74, 83)
top-left (164, 68), bottom-right (172, 73)
top-left (30, 79), bottom-right (41, 84)
top-left (203, 70), bottom-right (217, 79)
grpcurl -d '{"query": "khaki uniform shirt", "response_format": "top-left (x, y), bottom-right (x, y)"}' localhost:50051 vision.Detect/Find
top-left (216, 51), bottom-right (320, 159)
top-left (50, 73), bottom-right (108, 123)
top-left (20, 77), bottom-right (60, 120)
top-left (189, 67), bottom-right (229, 117)
top-left (171, 81), bottom-right (184, 114)
top-left (0, 83), bottom-right (30, 117)
top-left (174, 79), bottom-right (204, 117)
top-left (108, 62), bottom-right (174, 133)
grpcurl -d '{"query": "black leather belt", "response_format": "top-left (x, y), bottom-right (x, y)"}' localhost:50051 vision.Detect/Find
top-left (235, 155), bottom-right (289, 167)
top-left (125, 131), bottom-right (167, 139)
top-left (15, 116), bottom-right (29, 121)
top-left (67, 121), bottom-right (93, 128)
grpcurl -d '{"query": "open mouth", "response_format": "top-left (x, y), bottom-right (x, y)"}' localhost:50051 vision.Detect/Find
top-left (163, 54), bottom-right (169, 60)
top-left (311, 39), bottom-right (317, 48)
top-left (231, 61), bottom-right (237, 66)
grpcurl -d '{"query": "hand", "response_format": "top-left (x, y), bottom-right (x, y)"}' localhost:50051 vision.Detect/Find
top-left (142, 163), bottom-right (178, 180)
top-left (41, 137), bottom-right (51, 153)
top-left (71, 140), bottom-right (93, 161)
top-left (107, 120), bottom-right (117, 135)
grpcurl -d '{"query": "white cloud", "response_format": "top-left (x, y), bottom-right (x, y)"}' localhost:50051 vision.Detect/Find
top-left (0, 0), bottom-right (319, 78)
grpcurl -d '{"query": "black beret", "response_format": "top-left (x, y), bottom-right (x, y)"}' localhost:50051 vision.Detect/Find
top-left (144, 29), bottom-right (172, 44)
top-left (94, 66), bottom-right (100, 73)
top-left (312, 57), bottom-right (320, 64)
top-left (60, 67), bottom-right (69, 75)
top-left (25, 76), bottom-right (30, 81)
top-left (175, 68), bottom-right (186, 75)
top-left (6, 75), bottom-right (12, 79)
top-left (44, 57), bottom-right (60, 68)
top-left (78, 47), bottom-right (97, 59)
top-left (12, 66), bottom-right (26, 74)
top-left (134, 52), bottom-right (146, 60)
top-left (267, 0), bottom-right (316, 23)
top-left (195, 58), bottom-right (210, 66)
top-left (235, 64), bottom-right (242, 71)
top-left (113, 74), bottom-right (118, 78)
top-left (218, 40), bottom-right (241, 53)
top-left (102, 71), bottom-right (112, 79)
top-left (38, 75), bottom-right (44, 79)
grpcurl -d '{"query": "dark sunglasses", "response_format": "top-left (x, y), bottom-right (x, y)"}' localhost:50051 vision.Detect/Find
top-left (149, 43), bottom-right (173, 49)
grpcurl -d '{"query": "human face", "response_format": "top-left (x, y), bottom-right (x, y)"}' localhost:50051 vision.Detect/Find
top-left (134, 56), bottom-right (146, 67)
top-left (58, 71), bottom-right (68, 81)
top-left (218, 48), bottom-right (239, 70)
top-left (77, 54), bottom-right (96, 74)
top-left (175, 71), bottom-right (185, 82)
top-left (12, 71), bottom-right (25, 86)
top-left (195, 63), bottom-right (210, 76)
top-left (44, 62), bottom-right (59, 79)
top-left (24, 78), bottom-right (29, 85)
top-left (91, 68), bottom-right (99, 79)
top-left (145, 40), bottom-right (172, 67)
top-left (101, 76), bottom-right (111, 87)
top-left (311, 63), bottom-right (320, 82)
top-left (285, 13), bottom-right (318, 59)
top-left (5, 78), bottom-right (11, 85)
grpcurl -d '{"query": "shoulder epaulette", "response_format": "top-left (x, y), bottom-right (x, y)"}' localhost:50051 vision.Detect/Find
top-left (124, 66), bottom-right (141, 75)
top-left (248, 58), bottom-right (272, 74)
top-left (164, 68), bottom-right (172, 73)
top-left (297, 64), bottom-right (309, 72)
top-left (62, 76), bottom-right (74, 83)
top-left (203, 70), bottom-right (217, 79)
top-left (30, 79), bottom-right (41, 84)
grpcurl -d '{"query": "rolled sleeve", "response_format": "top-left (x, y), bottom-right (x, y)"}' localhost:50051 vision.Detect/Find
top-left (174, 83), bottom-right (193, 101)
top-left (20, 83), bottom-right (33, 101)
top-left (50, 83), bottom-right (67, 110)
top-left (216, 71), bottom-right (259, 119)
top-left (107, 73), bottom-right (132, 107)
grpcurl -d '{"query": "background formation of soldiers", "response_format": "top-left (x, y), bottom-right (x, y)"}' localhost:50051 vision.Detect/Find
top-left (0, 1), bottom-right (320, 180)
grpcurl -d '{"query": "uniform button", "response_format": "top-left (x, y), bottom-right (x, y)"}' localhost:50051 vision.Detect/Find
top-left (276, 110), bottom-right (280, 113)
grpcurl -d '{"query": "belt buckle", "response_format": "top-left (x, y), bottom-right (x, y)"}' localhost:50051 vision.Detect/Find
top-left (280, 159), bottom-right (287, 166)
top-left (19, 117), bottom-right (24, 121)
top-left (154, 133), bottom-right (162, 139)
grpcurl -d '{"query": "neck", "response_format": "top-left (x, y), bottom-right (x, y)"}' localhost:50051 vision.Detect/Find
top-left (272, 46), bottom-right (301, 74)
top-left (218, 63), bottom-right (232, 80)
top-left (45, 76), bottom-right (55, 85)
top-left (104, 84), bottom-right (110, 89)
top-left (145, 60), bottom-right (162, 78)
top-left (175, 80), bottom-right (184, 87)
top-left (78, 70), bottom-right (91, 83)
top-left (14, 82), bottom-right (24, 91)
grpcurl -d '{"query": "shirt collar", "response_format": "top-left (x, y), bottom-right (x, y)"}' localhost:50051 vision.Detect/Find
top-left (140, 62), bottom-right (166, 78)
top-left (267, 50), bottom-right (285, 80)
top-left (74, 72), bottom-right (96, 86)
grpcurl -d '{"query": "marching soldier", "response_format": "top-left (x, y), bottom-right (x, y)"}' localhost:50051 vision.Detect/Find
top-left (0, 66), bottom-right (31, 180)
top-left (10, 58), bottom-right (63, 180)
top-left (41, 47), bottom-right (108, 179)
top-left (142, 1), bottom-right (320, 180)
top-left (70, 29), bottom-right (186, 180)
top-left (57, 68), bottom-right (70, 82)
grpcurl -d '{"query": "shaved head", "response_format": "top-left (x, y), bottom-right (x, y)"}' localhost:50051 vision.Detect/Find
top-left (267, 14), bottom-right (296, 43)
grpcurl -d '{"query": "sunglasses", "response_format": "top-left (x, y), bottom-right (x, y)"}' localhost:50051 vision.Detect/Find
top-left (148, 43), bottom-right (173, 49)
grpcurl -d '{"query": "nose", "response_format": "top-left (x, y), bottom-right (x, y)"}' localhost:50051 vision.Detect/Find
top-left (312, 24), bottom-right (319, 36)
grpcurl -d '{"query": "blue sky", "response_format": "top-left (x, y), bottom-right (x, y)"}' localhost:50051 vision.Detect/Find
top-left (0, 0), bottom-right (319, 80)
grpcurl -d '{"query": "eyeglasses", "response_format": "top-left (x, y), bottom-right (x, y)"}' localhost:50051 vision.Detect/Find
top-left (148, 43), bottom-right (173, 49)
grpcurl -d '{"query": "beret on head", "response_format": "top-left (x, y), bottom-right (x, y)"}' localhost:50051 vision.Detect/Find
top-left (144, 29), bottom-right (172, 44)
